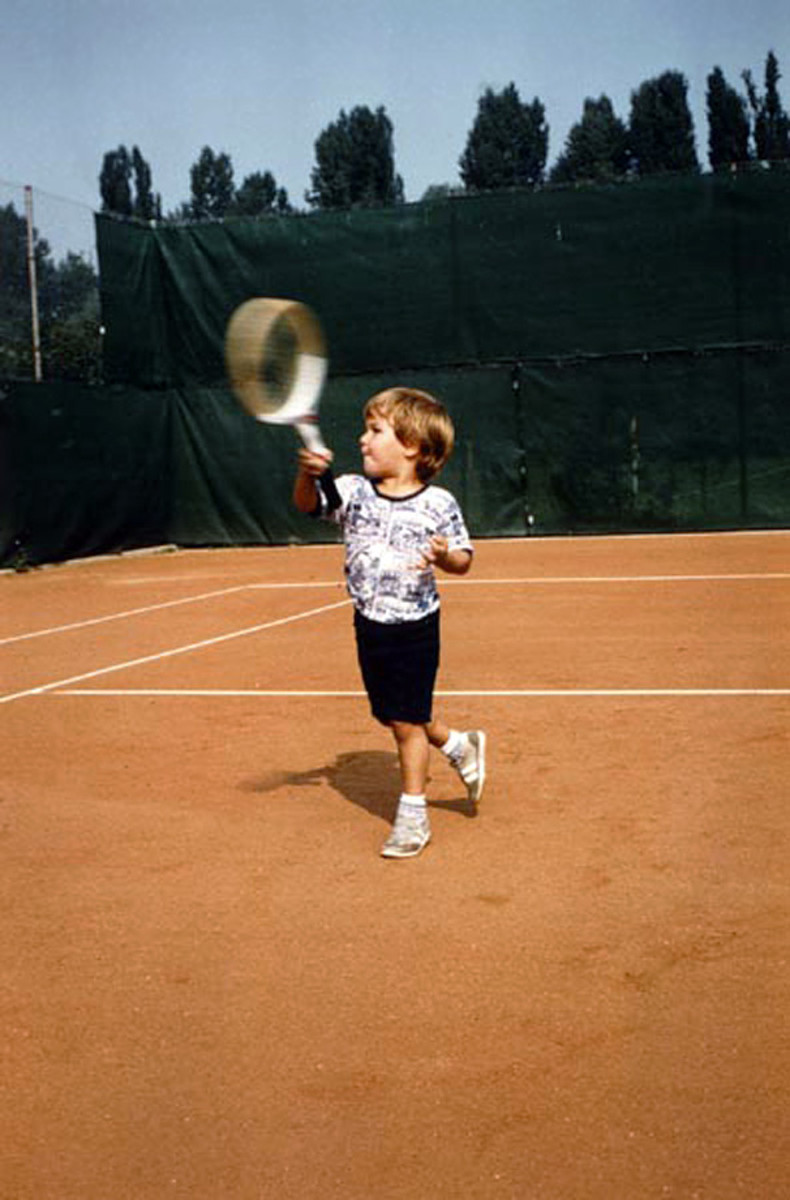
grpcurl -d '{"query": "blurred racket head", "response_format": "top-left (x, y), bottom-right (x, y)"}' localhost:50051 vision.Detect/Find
top-left (224, 298), bottom-right (328, 426)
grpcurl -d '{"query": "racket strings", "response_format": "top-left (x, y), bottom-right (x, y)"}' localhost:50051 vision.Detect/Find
top-left (257, 318), bottom-right (298, 411)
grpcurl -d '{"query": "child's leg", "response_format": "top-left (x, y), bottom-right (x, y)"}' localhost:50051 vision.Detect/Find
top-left (426, 717), bottom-right (451, 750)
top-left (380, 721), bottom-right (432, 858)
top-left (390, 720), bottom-right (430, 795)
top-left (427, 715), bottom-right (487, 806)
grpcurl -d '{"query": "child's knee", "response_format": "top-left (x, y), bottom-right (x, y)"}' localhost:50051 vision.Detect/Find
top-left (390, 720), bottom-right (426, 744)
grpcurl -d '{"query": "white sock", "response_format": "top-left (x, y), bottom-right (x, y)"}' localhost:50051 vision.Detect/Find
top-left (440, 731), bottom-right (465, 762)
top-left (399, 792), bottom-right (427, 811)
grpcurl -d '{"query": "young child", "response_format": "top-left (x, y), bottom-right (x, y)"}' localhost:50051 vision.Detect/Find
top-left (293, 386), bottom-right (486, 859)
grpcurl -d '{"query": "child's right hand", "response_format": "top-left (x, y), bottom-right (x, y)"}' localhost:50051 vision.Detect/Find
top-left (297, 447), bottom-right (333, 477)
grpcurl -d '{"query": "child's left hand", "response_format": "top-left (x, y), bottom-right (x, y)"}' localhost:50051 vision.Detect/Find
top-left (415, 536), bottom-right (473, 576)
top-left (418, 535), bottom-right (450, 570)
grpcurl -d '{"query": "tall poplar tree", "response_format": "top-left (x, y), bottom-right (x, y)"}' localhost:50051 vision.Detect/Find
top-left (99, 146), bottom-right (133, 215)
top-left (189, 147), bottom-right (236, 219)
top-left (628, 72), bottom-right (699, 175)
top-left (459, 84), bottom-right (548, 190)
top-left (706, 67), bottom-right (751, 169)
top-left (131, 147), bottom-right (160, 219)
top-left (743, 51), bottom-right (790, 162)
top-left (99, 145), bottom-right (159, 218)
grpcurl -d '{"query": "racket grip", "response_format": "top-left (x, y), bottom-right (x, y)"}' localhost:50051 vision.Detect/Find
top-left (296, 420), bottom-right (328, 457)
top-left (319, 467), bottom-right (342, 513)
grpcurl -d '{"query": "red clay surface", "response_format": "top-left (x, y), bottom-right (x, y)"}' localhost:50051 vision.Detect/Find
top-left (2, 532), bottom-right (789, 1199)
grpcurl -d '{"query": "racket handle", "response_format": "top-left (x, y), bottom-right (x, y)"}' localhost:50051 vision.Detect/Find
top-left (296, 419), bottom-right (328, 457)
top-left (319, 467), bottom-right (342, 513)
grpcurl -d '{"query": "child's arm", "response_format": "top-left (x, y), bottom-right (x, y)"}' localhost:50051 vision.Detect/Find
top-left (293, 448), bottom-right (333, 514)
top-left (420, 535), bottom-right (472, 576)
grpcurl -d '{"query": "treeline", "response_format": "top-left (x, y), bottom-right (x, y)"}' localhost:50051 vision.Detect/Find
top-left (100, 52), bottom-right (789, 220)
top-left (2, 52), bottom-right (786, 385)
top-left (0, 205), bottom-right (100, 383)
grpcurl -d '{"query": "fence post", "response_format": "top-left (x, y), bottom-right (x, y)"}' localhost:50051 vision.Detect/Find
top-left (24, 185), bottom-right (42, 383)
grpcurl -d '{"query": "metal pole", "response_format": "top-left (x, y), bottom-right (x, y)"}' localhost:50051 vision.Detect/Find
top-left (24, 185), bottom-right (43, 382)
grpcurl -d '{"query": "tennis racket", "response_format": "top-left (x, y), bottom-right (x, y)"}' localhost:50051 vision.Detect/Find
top-left (224, 297), bottom-right (329, 455)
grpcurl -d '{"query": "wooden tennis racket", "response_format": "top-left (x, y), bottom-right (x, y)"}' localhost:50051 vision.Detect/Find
top-left (224, 298), bottom-right (329, 455)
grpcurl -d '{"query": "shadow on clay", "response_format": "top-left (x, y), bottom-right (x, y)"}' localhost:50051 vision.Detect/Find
top-left (240, 749), bottom-right (474, 824)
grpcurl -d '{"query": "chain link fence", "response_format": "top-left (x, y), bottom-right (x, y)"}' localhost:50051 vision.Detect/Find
top-left (0, 180), bottom-right (101, 385)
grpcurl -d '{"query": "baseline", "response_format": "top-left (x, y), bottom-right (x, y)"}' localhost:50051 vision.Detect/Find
top-left (439, 572), bottom-right (790, 585)
top-left (51, 687), bottom-right (790, 698)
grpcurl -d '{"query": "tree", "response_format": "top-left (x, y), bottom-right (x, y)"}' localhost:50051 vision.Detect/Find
top-left (99, 145), bottom-right (159, 218)
top-left (628, 71), bottom-right (699, 175)
top-left (99, 146), bottom-right (133, 215)
top-left (0, 203), bottom-right (52, 378)
top-left (706, 67), bottom-right (751, 169)
top-left (743, 51), bottom-right (790, 162)
top-left (131, 146), bottom-right (160, 219)
top-left (0, 204), bottom-right (100, 382)
top-left (459, 84), bottom-right (548, 191)
top-left (307, 105), bottom-right (404, 209)
top-left (189, 146), bottom-right (236, 219)
top-left (41, 254), bottom-right (101, 383)
top-left (549, 95), bottom-right (629, 184)
top-left (42, 251), bottom-right (97, 319)
top-left (233, 171), bottom-right (291, 216)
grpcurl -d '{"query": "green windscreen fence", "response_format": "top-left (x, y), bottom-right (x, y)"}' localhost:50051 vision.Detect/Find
top-left (2, 171), bottom-right (788, 567)
top-left (97, 172), bottom-right (789, 386)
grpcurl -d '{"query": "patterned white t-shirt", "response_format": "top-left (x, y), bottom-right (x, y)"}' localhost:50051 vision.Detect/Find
top-left (318, 474), bottom-right (473, 624)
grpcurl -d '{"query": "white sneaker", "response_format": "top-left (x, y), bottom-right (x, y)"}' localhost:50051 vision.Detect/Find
top-left (453, 731), bottom-right (486, 806)
top-left (380, 807), bottom-right (431, 859)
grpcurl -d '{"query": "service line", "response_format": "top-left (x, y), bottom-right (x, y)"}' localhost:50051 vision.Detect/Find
top-left (0, 599), bottom-right (350, 706)
top-left (4, 573), bottom-right (785, 647)
top-left (0, 584), bottom-right (252, 646)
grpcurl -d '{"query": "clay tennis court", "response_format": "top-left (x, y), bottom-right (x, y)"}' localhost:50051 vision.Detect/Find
top-left (2, 530), bottom-right (789, 1199)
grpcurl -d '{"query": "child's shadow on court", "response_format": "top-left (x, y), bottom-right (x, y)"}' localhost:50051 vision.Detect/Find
top-left (240, 751), bottom-right (474, 823)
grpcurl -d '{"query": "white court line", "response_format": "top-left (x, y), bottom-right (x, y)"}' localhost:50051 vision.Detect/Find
top-left (4, 573), bottom-right (785, 647)
top-left (0, 599), bottom-right (350, 706)
top-left (249, 573), bottom-right (790, 587)
top-left (441, 572), bottom-right (790, 586)
top-left (0, 584), bottom-right (252, 646)
top-left (52, 687), bottom-right (790, 698)
top-left (483, 529), bottom-right (790, 545)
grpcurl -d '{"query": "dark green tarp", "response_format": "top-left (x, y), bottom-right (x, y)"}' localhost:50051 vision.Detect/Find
top-left (3, 172), bottom-right (788, 567)
top-left (97, 172), bottom-right (790, 388)
top-left (2, 384), bottom-right (171, 567)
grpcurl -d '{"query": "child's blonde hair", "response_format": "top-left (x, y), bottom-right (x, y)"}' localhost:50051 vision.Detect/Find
top-left (364, 387), bottom-right (455, 482)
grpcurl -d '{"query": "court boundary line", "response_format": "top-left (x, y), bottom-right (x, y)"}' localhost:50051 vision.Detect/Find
top-left (133, 528), bottom-right (790, 551)
top-left (0, 582), bottom-right (346, 646)
top-left (0, 598), bottom-right (350, 706)
top-left (3, 572), bottom-right (787, 647)
top-left (0, 585), bottom-right (254, 646)
top-left (4, 527), bottom-right (787, 580)
top-left (50, 687), bottom-right (790, 699)
top-left (439, 573), bottom-right (790, 585)
top-left (251, 573), bottom-right (790, 587)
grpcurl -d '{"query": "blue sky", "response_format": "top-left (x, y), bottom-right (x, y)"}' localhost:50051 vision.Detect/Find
top-left (2, 0), bottom-right (787, 261)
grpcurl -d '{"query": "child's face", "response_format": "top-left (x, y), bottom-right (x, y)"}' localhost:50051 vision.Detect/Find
top-left (359, 406), bottom-right (415, 481)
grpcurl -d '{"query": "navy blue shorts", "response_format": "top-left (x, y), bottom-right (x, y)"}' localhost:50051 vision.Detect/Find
top-left (354, 609), bottom-right (440, 725)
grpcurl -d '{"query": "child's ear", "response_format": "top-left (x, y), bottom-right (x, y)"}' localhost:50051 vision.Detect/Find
top-left (402, 441), bottom-right (419, 461)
